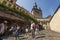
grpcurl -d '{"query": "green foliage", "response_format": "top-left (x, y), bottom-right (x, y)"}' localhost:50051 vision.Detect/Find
top-left (0, 2), bottom-right (38, 24)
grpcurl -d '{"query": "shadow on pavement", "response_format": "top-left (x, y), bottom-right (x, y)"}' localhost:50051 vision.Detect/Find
top-left (36, 35), bottom-right (46, 39)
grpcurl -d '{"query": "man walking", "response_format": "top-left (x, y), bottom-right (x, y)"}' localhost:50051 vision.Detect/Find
top-left (0, 21), bottom-right (7, 40)
top-left (31, 21), bottom-right (36, 38)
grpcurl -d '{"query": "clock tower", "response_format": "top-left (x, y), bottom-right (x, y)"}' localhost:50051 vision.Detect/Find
top-left (32, 2), bottom-right (42, 19)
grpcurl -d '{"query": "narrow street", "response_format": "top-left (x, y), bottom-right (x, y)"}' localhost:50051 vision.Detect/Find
top-left (3, 30), bottom-right (60, 40)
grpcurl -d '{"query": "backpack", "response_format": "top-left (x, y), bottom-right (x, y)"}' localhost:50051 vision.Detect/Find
top-left (32, 24), bottom-right (35, 29)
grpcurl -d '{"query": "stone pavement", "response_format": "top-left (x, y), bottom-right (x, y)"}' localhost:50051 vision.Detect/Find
top-left (3, 30), bottom-right (60, 40)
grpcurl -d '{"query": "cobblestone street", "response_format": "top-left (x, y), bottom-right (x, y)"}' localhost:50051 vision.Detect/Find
top-left (3, 30), bottom-right (60, 40)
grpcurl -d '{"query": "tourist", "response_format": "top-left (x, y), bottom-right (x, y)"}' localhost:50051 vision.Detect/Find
top-left (0, 22), bottom-right (4, 40)
top-left (25, 25), bottom-right (29, 37)
top-left (16, 25), bottom-right (20, 38)
top-left (35, 24), bottom-right (39, 35)
top-left (12, 25), bottom-right (19, 40)
top-left (10, 26), bottom-right (17, 40)
top-left (4, 21), bottom-right (8, 36)
top-left (0, 21), bottom-right (7, 40)
top-left (30, 21), bottom-right (36, 38)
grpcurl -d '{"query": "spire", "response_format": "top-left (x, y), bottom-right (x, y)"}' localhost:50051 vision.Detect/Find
top-left (33, 2), bottom-right (38, 9)
top-left (33, 0), bottom-right (38, 9)
top-left (34, 2), bottom-right (37, 8)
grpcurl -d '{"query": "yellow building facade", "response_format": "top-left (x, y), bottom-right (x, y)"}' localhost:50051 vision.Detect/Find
top-left (50, 5), bottom-right (60, 33)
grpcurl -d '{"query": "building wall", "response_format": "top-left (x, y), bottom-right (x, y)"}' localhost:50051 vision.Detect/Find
top-left (37, 18), bottom-right (50, 30)
top-left (50, 8), bottom-right (60, 33)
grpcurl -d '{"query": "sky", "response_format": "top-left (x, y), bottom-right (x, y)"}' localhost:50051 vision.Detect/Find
top-left (16, 0), bottom-right (60, 18)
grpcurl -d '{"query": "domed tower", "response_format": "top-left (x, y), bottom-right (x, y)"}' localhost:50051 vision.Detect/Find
top-left (31, 2), bottom-right (42, 19)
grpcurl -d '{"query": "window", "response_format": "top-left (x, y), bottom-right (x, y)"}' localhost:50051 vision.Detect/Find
top-left (17, 7), bottom-right (19, 9)
top-left (3, 1), bottom-right (7, 4)
top-left (9, 0), bottom-right (13, 3)
top-left (16, 6), bottom-right (19, 10)
top-left (8, 4), bottom-right (11, 7)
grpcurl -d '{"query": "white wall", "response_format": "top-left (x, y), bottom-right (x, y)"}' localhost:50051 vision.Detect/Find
top-left (50, 8), bottom-right (60, 33)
